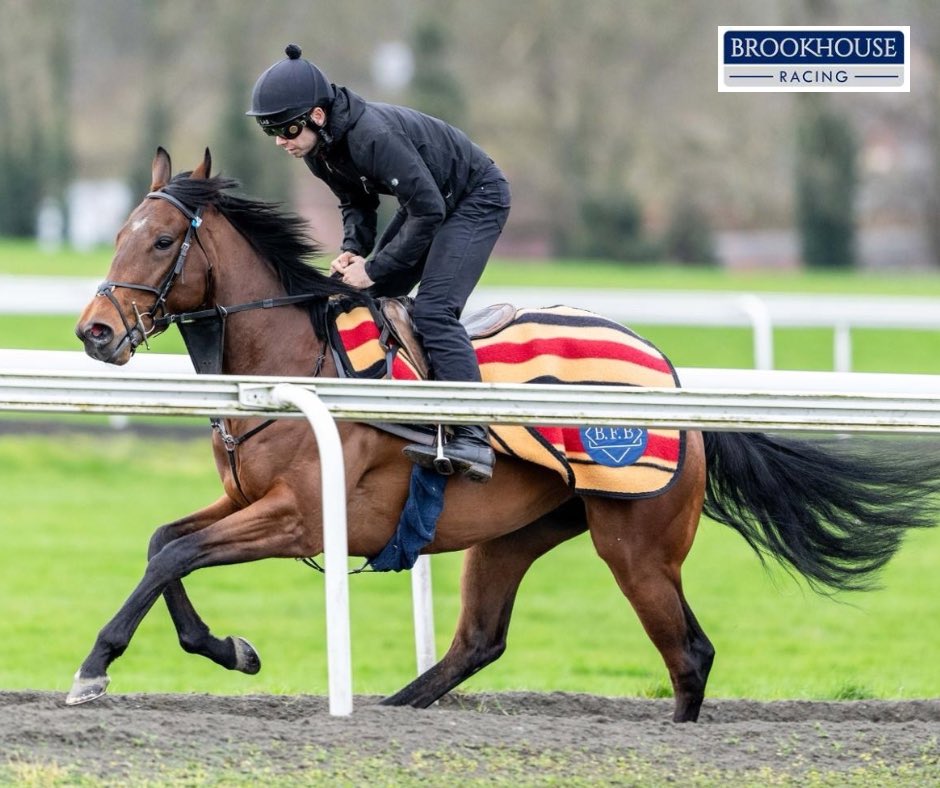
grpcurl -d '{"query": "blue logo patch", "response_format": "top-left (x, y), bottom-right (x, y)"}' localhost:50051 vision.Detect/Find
top-left (580, 426), bottom-right (648, 467)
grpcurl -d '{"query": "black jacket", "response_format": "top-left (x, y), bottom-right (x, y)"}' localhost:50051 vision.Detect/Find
top-left (303, 87), bottom-right (493, 283)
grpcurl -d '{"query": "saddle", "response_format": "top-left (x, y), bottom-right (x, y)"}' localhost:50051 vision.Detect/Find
top-left (326, 296), bottom-right (517, 444)
top-left (377, 297), bottom-right (516, 381)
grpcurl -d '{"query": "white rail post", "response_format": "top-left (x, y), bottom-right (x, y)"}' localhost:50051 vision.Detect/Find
top-left (269, 383), bottom-right (352, 717)
top-left (834, 322), bottom-right (853, 373)
top-left (411, 555), bottom-right (436, 673)
top-left (737, 294), bottom-right (774, 370)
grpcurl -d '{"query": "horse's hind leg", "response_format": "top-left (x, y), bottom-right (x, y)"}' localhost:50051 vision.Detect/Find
top-left (585, 437), bottom-right (714, 722)
top-left (382, 498), bottom-right (587, 708)
top-left (148, 496), bottom-right (260, 675)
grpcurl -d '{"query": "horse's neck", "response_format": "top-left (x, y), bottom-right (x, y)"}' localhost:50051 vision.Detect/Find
top-left (212, 237), bottom-right (323, 378)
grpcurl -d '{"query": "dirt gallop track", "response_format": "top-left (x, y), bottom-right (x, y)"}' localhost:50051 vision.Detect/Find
top-left (2, 691), bottom-right (938, 784)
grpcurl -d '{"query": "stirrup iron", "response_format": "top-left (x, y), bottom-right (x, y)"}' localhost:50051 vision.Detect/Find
top-left (433, 424), bottom-right (454, 475)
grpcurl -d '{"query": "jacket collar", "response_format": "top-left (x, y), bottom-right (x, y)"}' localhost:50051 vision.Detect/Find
top-left (325, 87), bottom-right (367, 145)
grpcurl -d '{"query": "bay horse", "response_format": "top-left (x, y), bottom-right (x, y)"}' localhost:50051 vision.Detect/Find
top-left (73, 148), bottom-right (940, 721)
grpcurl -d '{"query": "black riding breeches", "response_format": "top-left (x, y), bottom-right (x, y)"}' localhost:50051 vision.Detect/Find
top-left (371, 164), bottom-right (511, 382)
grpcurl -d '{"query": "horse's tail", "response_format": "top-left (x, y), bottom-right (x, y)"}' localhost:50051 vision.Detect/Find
top-left (702, 431), bottom-right (940, 593)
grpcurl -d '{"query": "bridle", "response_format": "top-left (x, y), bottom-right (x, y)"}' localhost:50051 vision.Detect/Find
top-left (95, 190), bottom-right (206, 361)
top-left (98, 188), bottom-right (336, 364)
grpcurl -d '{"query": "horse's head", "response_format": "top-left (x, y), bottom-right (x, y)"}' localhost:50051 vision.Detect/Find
top-left (76, 147), bottom-right (216, 364)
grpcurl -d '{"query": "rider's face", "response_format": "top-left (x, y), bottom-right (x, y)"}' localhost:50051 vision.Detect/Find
top-left (274, 106), bottom-right (326, 158)
top-left (275, 124), bottom-right (318, 157)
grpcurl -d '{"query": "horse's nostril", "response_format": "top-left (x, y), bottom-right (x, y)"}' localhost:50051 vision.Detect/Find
top-left (82, 322), bottom-right (113, 344)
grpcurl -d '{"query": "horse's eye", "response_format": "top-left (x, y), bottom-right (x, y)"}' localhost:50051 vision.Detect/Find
top-left (154, 236), bottom-right (174, 251)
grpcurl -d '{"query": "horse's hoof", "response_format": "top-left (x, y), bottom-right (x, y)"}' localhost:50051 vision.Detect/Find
top-left (231, 636), bottom-right (261, 675)
top-left (65, 671), bottom-right (110, 706)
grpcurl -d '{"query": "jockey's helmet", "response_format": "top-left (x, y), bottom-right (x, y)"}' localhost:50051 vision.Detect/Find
top-left (246, 44), bottom-right (335, 127)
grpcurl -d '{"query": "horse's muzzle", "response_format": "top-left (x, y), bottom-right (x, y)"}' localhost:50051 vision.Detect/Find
top-left (75, 319), bottom-right (136, 364)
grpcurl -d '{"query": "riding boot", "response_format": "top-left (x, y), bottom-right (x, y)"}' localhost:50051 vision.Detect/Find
top-left (403, 425), bottom-right (495, 483)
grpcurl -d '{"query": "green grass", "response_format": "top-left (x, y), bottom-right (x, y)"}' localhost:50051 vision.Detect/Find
top-left (0, 432), bottom-right (938, 701)
top-left (6, 318), bottom-right (939, 377)
top-left (3, 241), bottom-right (940, 701)
top-left (482, 259), bottom-right (940, 296)
top-left (0, 314), bottom-right (188, 354)
top-left (5, 235), bottom-right (940, 295)
top-left (0, 238), bottom-right (113, 277)
top-left (484, 257), bottom-right (940, 296)
top-left (5, 238), bottom-right (940, 374)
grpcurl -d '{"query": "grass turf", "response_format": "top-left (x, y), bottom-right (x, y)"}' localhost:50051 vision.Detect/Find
top-left (2, 242), bottom-right (940, 699)
top-left (0, 432), bottom-right (938, 700)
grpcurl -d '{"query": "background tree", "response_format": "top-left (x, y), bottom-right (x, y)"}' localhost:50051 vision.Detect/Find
top-left (794, 97), bottom-right (858, 268)
top-left (129, 2), bottom-right (179, 197)
top-left (42, 3), bottom-right (73, 238)
top-left (210, 0), bottom-right (291, 200)
top-left (0, 0), bottom-right (932, 271)
top-left (789, 0), bottom-right (857, 269)
top-left (407, 17), bottom-right (466, 128)
top-left (663, 192), bottom-right (717, 266)
top-left (0, 2), bottom-right (72, 237)
top-left (917, 0), bottom-right (940, 267)
top-left (212, 62), bottom-right (291, 201)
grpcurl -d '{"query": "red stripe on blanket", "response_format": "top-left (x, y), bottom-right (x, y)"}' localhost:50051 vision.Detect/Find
top-left (642, 432), bottom-right (682, 463)
top-left (534, 427), bottom-right (681, 464)
top-left (391, 355), bottom-right (420, 380)
top-left (338, 320), bottom-right (380, 349)
top-left (477, 337), bottom-right (671, 374)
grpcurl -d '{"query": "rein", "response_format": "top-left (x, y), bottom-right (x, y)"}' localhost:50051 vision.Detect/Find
top-left (153, 294), bottom-right (326, 330)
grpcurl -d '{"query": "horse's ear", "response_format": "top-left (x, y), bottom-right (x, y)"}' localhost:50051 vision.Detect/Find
top-left (192, 148), bottom-right (212, 180)
top-left (150, 147), bottom-right (172, 191)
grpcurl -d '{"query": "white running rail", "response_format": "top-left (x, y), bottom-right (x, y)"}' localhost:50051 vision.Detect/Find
top-left (4, 368), bottom-right (940, 432)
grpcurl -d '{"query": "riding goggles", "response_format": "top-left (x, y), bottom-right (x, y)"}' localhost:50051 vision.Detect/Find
top-left (258, 113), bottom-right (311, 140)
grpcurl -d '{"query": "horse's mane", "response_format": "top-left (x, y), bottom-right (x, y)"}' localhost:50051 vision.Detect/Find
top-left (161, 172), bottom-right (367, 305)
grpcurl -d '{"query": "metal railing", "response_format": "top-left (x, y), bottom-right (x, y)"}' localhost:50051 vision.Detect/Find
top-left (4, 367), bottom-right (940, 433)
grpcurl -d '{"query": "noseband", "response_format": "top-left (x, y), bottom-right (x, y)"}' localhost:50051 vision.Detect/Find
top-left (95, 190), bottom-right (205, 358)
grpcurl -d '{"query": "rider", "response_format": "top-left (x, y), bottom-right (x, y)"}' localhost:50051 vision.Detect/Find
top-left (247, 44), bottom-right (510, 483)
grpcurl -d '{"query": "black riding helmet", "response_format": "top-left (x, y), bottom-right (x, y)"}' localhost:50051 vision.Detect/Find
top-left (246, 44), bottom-right (335, 127)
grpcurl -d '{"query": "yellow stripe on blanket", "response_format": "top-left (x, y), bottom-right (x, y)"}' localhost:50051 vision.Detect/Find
top-left (481, 355), bottom-right (676, 388)
top-left (474, 306), bottom-right (684, 498)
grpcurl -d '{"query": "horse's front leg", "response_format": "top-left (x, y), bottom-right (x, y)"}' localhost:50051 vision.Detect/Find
top-left (147, 495), bottom-right (260, 675)
top-left (66, 485), bottom-right (306, 705)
